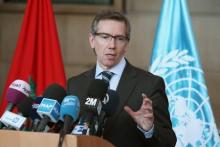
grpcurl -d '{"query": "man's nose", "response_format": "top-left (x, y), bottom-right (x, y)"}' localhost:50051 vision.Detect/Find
top-left (108, 37), bottom-right (116, 49)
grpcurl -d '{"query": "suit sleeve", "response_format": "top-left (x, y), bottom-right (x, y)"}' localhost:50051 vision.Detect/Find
top-left (143, 76), bottom-right (177, 147)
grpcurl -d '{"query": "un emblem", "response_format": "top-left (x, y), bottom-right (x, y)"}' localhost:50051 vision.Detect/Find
top-left (150, 49), bottom-right (219, 147)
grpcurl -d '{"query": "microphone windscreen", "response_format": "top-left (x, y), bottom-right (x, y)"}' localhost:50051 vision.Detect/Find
top-left (17, 97), bottom-right (33, 117)
top-left (43, 83), bottom-right (66, 103)
top-left (6, 80), bottom-right (30, 104)
top-left (60, 95), bottom-right (80, 122)
top-left (87, 79), bottom-right (108, 100)
top-left (103, 89), bottom-right (119, 116)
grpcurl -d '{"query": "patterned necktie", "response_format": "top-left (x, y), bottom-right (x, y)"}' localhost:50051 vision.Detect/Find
top-left (101, 71), bottom-right (114, 85)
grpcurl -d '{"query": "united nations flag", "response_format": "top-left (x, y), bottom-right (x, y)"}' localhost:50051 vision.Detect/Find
top-left (149, 0), bottom-right (220, 146)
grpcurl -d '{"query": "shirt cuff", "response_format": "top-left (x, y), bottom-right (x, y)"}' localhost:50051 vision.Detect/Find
top-left (137, 124), bottom-right (154, 139)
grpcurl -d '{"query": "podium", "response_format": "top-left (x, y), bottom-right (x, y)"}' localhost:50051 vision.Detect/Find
top-left (0, 130), bottom-right (114, 147)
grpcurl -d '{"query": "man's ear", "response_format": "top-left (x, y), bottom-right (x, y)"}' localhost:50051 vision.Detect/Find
top-left (89, 33), bottom-right (95, 49)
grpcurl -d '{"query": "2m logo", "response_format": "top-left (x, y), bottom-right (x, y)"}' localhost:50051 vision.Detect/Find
top-left (85, 98), bottom-right (97, 106)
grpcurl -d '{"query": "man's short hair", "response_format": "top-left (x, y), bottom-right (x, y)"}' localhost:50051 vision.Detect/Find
top-left (90, 10), bottom-right (131, 40)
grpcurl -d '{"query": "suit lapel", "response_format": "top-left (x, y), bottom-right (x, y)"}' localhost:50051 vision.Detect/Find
top-left (80, 66), bottom-right (96, 97)
top-left (84, 66), bottom-right (96, 79)
top-left (116, 62), bottom-right (138, 115)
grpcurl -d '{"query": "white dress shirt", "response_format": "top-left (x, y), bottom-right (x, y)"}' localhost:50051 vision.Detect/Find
top-left (95, 57), bottom-right (126, 90)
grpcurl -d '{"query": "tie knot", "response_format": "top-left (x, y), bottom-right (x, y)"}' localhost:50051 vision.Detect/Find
top-left (101, 71), bottom-right (114, 84)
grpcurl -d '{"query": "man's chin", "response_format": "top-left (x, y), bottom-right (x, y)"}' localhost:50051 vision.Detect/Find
top-left (103, 62), bottom-right (117, 69)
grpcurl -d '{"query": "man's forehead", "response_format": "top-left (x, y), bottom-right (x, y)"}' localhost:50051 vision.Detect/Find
top-left (96, 20), bottom-right (126, 33)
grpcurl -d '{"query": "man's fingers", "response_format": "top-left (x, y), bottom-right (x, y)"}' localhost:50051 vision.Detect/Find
top-left (143, 106), bottom-right (153, 113)
top-left (142, 93), bottom-right (152, 105)
top-left (143, 113), bottom-right (154, 119)
top-left (141, 93), bottom-right (153, 114)
top-left (142, 93), bottom-right (148, 98)
top-left (124, 106), bottom-right (135, 116)
top-left (142, 93), bottom-right (152, 108)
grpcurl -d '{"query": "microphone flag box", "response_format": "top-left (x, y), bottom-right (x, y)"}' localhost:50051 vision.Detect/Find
top-left (71, 124), bottom-right (89, 135)
top-left (0, 111), bottom-right (26, 130)
top-left (37, 98), bottom-right (60, 123)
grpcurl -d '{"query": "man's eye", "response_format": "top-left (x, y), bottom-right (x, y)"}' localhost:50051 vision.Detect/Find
top-left (101, 35), bottom-right (110, 39)
top-left (117, 36), bottom-right (126, 41)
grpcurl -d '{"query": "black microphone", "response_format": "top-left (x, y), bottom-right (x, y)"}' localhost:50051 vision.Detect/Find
top-left (42, 83), bottom-right (66, 104)
top-left (35, 83), bottom-right (66, 132)
top-left (29, 96), bottom-right (44, 131)
top-left (16, 97), bottom-right (33, 130)
top-left (96, 89), bottom-right (119, 136)
top-left (72, 79), bottom-right (108, 135)
top-left (85, 79), bottom-right (108, 115)
top-left (102, 89), bottom-right (119, 117)
top-left (17, 97), bottom-right (33, 117)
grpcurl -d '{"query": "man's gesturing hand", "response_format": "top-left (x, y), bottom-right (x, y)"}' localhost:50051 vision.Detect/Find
top-left (124, 93), bottom-right (154, 131)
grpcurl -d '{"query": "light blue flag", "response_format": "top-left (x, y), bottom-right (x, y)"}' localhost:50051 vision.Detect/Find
top-left (149, 0), bottom-right (220, 146)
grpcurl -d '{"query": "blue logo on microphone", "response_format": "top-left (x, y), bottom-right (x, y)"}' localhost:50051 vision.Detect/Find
top-left (37, 98), bottom-right (60, 122)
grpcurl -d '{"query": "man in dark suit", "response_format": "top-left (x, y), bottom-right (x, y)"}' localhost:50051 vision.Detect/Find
top-left (67, 11), bottom-right (176, 147)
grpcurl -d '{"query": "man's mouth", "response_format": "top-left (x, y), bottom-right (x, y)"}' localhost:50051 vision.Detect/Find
top-left (106, 53), bottom-right (116, 56)
top-left (105, 53), bottom-right (116, 59)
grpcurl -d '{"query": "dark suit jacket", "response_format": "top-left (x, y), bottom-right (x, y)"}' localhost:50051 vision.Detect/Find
top-left (67, 61), bottom-right (176, 147)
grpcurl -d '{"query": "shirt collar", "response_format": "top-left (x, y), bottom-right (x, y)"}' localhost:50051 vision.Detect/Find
top-left (95, 58), bottom-right (126, 78)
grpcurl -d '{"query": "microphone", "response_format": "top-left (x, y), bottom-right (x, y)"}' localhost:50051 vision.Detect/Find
top-left (4, 79), bottom-right (31, 112)
top-left (42, 83), bottom-right (66, 104)
top-left (16, 97), bottom-right (33, 130)
top-left (17, 97), bottom-right (33, 117)
top-left (72, 79), bottom-right (108, 135)
top-left (35, 84), bottom-right (66, 132)
top-left (0, 79), bottom-right (30, 129)
top-left (0, 96), bottom-right (33, 130)
top-left (96, 89), bottom-right (119, 136)
top-left (29, 97), bottom-right (44, 131)
top-left (85, 79), bottom-right (108, 116)
top-left (60, 95), bottom-right (80, 134)
top-left (102, 89), bottom-right (119, 117)
top-left (36, 98), bottom-right (60, 132)
top-left (58, 95), bottom-right (80, 147)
